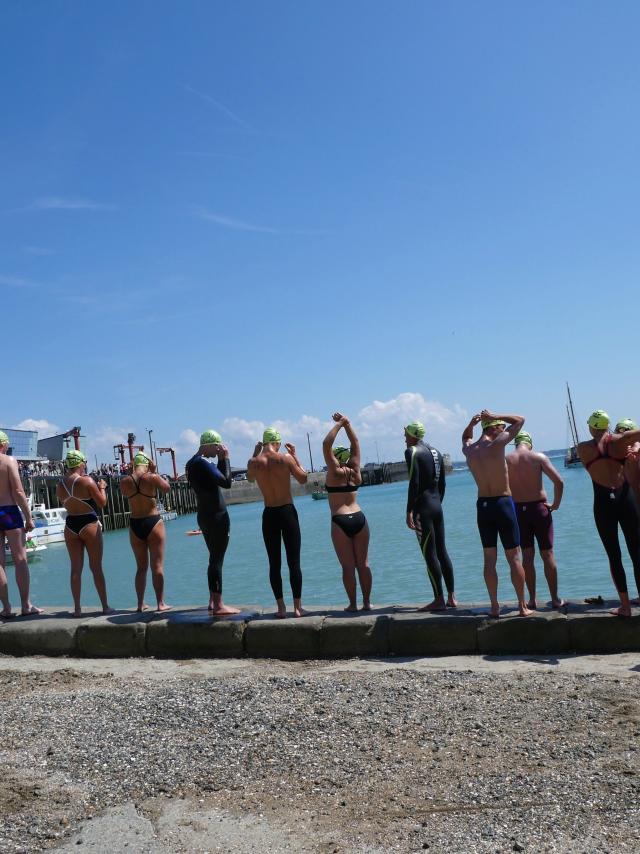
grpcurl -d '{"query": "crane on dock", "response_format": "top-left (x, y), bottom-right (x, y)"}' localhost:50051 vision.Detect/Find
top-left (156, 447), bottom-right (178, 480)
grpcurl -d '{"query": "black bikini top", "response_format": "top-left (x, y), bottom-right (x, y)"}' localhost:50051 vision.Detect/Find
top-left (325, 483), bottom-right (359, 493)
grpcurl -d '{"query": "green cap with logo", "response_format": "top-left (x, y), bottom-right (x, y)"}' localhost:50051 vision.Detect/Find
top-left (262, 427), bottom-right (281, 444)
top-left (481, 418), bottom-right (506, 430)
top-left (515, 431), bottom-right (533, 447)
top-left (615, 418), bottom-right (638, 433)
top-left (133, 452), bottom-right (151, 466)
top-left (200, 429), bottom-right (222, 446)
top-left (0, 431), bottom-right (8, 446)
top-left (65, 450), bottom-right (87, 469)
top-left (333, 445), bottom-right (351, 464)
top-left (587, 410), bottom-right (610, 430)
top-left (405, 421), bottom-right (425, 439)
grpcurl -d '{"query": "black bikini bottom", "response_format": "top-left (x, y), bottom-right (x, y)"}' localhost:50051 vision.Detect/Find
top-left (331, 511), bottom-right (367, 539)
top-left (65, 513), bottom-right (100, 536)
top-left (130, 515), bottom-right (162, 541)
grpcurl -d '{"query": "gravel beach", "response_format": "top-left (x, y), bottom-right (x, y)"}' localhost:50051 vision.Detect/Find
top-left (0, 655), bottom-right (638, 854)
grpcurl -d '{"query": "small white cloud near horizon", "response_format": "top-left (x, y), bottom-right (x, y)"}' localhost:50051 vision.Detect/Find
top-left (14, 418), bottom-right (60, 436)
top-left (28, 197), bottom-right (117, 212)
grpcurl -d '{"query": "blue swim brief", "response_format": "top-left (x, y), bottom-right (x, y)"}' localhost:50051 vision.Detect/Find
top-left (0, 505), bottom-right (24, 532)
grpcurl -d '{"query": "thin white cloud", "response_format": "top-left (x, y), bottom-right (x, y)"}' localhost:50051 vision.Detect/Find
top-left (22, 246), bottom-right (54, 256)
top-left (28, 197), bottom-right (116, 211)
top-left (0, 274), bottom-right (37, 288)
top-left (14, 418), bottom-right (60, 436)
top-left (184, 85), bottom-right (254, 132)
top-left (193, 207), bottom-right (280, 234)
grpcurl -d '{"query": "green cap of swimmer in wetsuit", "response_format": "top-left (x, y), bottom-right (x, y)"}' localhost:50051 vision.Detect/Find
top-left (481, 418), bottom-right (506, 430)
top-left (405, 421), bottom-right (425, 439)
top-left (587, 410), bottom-right (610, 430)
top-left (200, 429), bottom-right (222, 446)
top-left (615, 418), bottom-right (638, 433)
top-left (262, 427), bottom-right (281, 444)
top-left (65, 450), bottom-right (86, 469)
top-left (0, 431), bottom-right (8, 447)
top-left (515, 431), bottom-right (533, 447)
top-left (333, 446), bottom-right (351, 464)
top-left (133, 452), bottom-right (151, 466)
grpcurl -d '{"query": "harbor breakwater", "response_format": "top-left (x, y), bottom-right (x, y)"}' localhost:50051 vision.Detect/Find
top-left (1, 601), bottom-right (638, 659)
top-left (24, 461), bottom-right (407, 532)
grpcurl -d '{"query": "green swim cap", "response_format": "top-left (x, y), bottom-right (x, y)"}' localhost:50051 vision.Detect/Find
top-left (481, 418), bottom-right (506, 430)
top-left (200, 429), bottom-right (222, 446)
top-left (133, 452), bottom-right (151, 466)
top-left (65, 450), bottom-right (86, 469)
top-left (333, 446), bottom-right (351, 464)
top-left (405, 421), bottom-right (425, 439)
top-left (515, 431), bottom-right (533, 447)
top-left (587, 410), bottom-right (610, 430)
top-left (262, 427), bottom-right (281, 444)
top-left (0, 431), bottom-right (8, 446)
top-left (615, 418), bottom-right (638, 433)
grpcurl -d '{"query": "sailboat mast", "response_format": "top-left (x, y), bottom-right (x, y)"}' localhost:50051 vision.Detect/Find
top-left (566, 383), bottom-right (580, 444)
top-left (566, 405), bottom-right (578, 447)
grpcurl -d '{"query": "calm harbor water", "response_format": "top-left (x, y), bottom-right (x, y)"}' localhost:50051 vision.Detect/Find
top-left (6, 459), bottom-right (633, 610)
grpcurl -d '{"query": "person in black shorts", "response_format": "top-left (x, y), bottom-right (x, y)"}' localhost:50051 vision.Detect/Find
top-left (462, 410), bottom-right (531, 618)
top-left (404, 421), bottom-right (456, 611)
top-left (506, 431), bottom-right (565, 609)
top-left (185, 430), bottom-right (240, 615)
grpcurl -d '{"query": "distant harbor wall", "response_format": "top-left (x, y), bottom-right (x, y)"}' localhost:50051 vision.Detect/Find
top-left (23, 460), bottom-right (425, 533)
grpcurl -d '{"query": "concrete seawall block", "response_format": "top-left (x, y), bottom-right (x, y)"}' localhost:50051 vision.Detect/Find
top-left (477, 613), bottom-right (570, 655)
top-left (244, 616), bottom-right (324, 659)
top-left (568, 613), bottom-right (640, 652)
top-left (146, 619), bottom-right (245, 657)
top-left (0, 618), bottom-right (77, 656)
top-left (321, 615), bottom-right (390, 657)
top-left (76, 620), bottom-right (147, 657)
top-left (388, 614), bottom-right (479, 656)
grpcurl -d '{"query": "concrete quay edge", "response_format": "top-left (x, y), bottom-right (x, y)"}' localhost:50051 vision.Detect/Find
top-left (0, 602), bottom-right (638, 660)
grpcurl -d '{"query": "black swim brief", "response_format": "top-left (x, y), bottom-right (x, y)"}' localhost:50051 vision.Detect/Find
top-left (0, 505), bottom-right (23, 532)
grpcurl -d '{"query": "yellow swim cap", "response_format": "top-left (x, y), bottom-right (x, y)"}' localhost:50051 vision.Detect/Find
top-left (0, 431), bottom-right (8, 446)
top-left (200, 429), bottom-right (222, 446)
top-left (587, 410), bottom-right (610, 430)
top-left (133, 452), bottom-right (151, 466)
top-left (615, 418), bottom-right (638, 433)
top-left (262, 427), bottom-right (281, 444)
top-left (333, 446), bottom-right (351, 464)
top-left (481, 418), bottom-right (506, 430)
top-left (65, 450), bottom-right (87, 469)
top-left (405, 421), bottom-right (425, 439)
top-left (515, 431), bottom-right (532, 447)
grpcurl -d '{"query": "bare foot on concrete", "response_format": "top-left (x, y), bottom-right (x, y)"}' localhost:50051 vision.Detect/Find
top-left (488, 605), bottom-right (501, 619)
top-left (21, 604), bottom-right (43, 616)
top-left (275, 608), bottom-right (287, 619)
top-left (361, 602), bottom-right (372, 611)
top-left (551, 598), bottom-right (566, 609)
top-left (344, 603), bottom-right (358, 613)
top-left (610, 606), bottom-right (631, 618)
top-left (418, 598), bottom-right (447, 613)
top-left (1, 608), bottom-right (14, 619)
top-left (71, 608), bottom-right (82, 618)
top-left (210, 605), bottom-right (241, 616)
top-left (446, 594), bottom-right (458, 608)
top-left (293, 606), bottom-right (308, 618)
top-left (157, 602), bottom-right (172, 612)
top-left (102, 607), bottom-right (116, 615)
top-left (518, 605), bottom-right (534, 617)
top-left (137, 603), bottom-right (151, 613)
top-left (527, 599), bottom-right (538, 610)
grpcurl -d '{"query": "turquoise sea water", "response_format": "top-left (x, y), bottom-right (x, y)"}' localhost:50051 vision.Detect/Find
top-left (5, 460), bottom-right (636, 610)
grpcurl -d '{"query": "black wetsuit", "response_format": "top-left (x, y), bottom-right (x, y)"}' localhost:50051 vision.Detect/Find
top-left (185, 454), bottom-right (232, 595)
top-left (592, 480), bottom-right (640, 595)
top-left (405, 441), bottom-right (455, 599)
top-left (262, 504), bottom-right (303, 600)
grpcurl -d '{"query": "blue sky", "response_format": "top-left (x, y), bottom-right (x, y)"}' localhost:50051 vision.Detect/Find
top-left (2, 1), bottom-right (640, 469)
